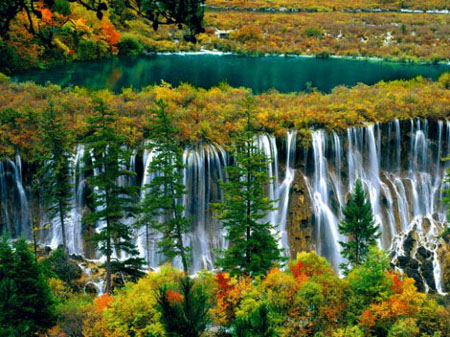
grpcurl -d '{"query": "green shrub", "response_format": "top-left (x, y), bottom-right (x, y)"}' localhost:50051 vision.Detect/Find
top-left (53, 0), bottom-right (72, 16)
top-left (302, 26), bottom-right (323, 38)
top-left (118, 33), bottom-right (144, 56)
top-left (56, 293), bottom-right (92, 337)
top-left (0, 42), bottom-right (23, 74)
top-left (41, 248), bottom-right (82, 287)
top-left (438, 72), bottom-right (450, 89)
top-left (232, 303), bottom-right (278, 337)
top-left (0, 238), bottom-right (56, 336)
top-left (387, 318), bottom-right (419, 337)
top-left (76, 39), bottom-right (99, 61)
top-left (0, 72), bottom-right (9, 83)
top-left (332, 326), bottom-right (364, 337)
top-left (157, 276), bottom-right (211, 337)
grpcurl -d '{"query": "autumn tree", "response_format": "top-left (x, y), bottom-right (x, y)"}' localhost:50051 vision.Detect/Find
top-left (110, 0), bottom-right (206, 41)
top-left (216, 97), bottom-right (283, 277)
top-left (1, 0), bottom-right (205, 42)
top-left (140, 99), bottom-right (191, 272)
top-left (0, 237), bottom-right (56, 336)
top-left (83, 97), bottom-right (143, 292)
top-left (37, 101), bottom-right (73, 252)
top-left (339, 178), bottom-right (379, 274)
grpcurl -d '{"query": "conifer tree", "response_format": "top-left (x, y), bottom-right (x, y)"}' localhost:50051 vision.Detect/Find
top-left (216, 97), bottom-right (283, 277)
top-left (338, 178), bottom-right (379, 273)
top-left (233, 304), bottom-right (278, 337)
top-left (83, 98), bottom-right (143, 292)
top-left (0, 236), bottom-right (56, 336)
top-left (37, 101), bottom-right (73, 252)
top-left (140, 99), bottom-right (191, 272)
top-left (157, 276), bottom-right (211, 337)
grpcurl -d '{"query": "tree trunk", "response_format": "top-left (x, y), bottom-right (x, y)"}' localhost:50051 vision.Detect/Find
top-left (106, 217), bottom-right (112, 293)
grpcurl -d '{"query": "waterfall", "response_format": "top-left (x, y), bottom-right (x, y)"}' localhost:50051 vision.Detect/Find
top-left (0, 119), bottom-right (448, 291)
top-left (300, 119), bottom-right (448, 293)
top-left (0, 156), bottom-right (31, 238)
top-left (305, 130), bottom-right (342, 271)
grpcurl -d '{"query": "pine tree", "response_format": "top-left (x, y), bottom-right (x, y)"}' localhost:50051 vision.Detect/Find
top-left (157, 276), bottom-right (211, 337)
top-left (216, 97), bottom-right (283, 277)
top-left (0, 236), bottom-right (56, 336)
top-left (83, 98), bottom-right (143, 292)
top-left (338, 178), bottom-right (380, 273)
top-left (37, 101), bottom-right (73, 252)
top-left (233, 304), bottom-right (278, 337)
top-left (140, 99), bottom-right (191, 272)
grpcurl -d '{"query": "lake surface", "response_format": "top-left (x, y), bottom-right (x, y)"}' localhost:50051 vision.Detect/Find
top-left (13, 54), bottom-right (449, 93)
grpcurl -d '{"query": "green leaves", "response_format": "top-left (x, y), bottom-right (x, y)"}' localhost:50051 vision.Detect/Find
top-left (83, 97), bottom-right (143, 291)
top-left (36, 101), bottom-right (73, 251)
top-left (216, 97), bottom-right (283, 277)
top-left (157, 276), bottom-right (211, 337)
top-left (339, 178), bottom-right (380, 274)
top-left (141, 99), bottom-right (191, 272)
top-left (0, 237), bottom-right (56, 336)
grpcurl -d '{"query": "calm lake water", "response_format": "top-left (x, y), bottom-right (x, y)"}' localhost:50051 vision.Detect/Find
top-left (13, 54), bottom-right (449, 93)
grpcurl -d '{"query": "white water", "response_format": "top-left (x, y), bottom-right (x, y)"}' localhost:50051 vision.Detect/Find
top-left (0, 120), bottom-right (448, 292)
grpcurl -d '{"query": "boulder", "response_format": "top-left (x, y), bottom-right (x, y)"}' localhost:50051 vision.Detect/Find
top-left (420, 260), bottom-right (437, 293)
top-left (84, 283), bottom-right (98, 294)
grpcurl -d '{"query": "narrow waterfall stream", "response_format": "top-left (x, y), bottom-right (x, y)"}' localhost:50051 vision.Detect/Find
top-left (1, 119), bottom-right (449, 293)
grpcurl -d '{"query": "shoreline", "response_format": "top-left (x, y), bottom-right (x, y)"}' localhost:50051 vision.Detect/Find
top-left (205, 5), bottom-right (450, 15)
top-left (9, 49), bottom-right (449, 76)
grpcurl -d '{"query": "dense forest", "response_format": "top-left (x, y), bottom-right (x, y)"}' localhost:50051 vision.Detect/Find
top-left (0, 1), bottom-right (450, 337)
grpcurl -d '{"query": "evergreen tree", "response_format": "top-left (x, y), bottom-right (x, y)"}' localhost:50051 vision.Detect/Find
top-left (338, 178), bottom-right (380, 273)
top-left (233, 304), bottom-right (278, 337)
top-left (83, 98), bottom-right (143, 292)
top-left (157, 276), bottom-right (211, 337)
top-left (216, 98), bottom-right (283, 277)
top-left (140, 99), bottom-right (191, 272)
top-left (0, 236), bottom-right (56, 336)
top-left (37, 101), bottom-right (73, 252)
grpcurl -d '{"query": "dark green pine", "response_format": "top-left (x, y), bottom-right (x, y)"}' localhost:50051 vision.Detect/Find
top-left (140, 99), bottom-right (191, 273)
top-left (36, 100), bottom-right (73, 252)
top-left (0, 237), bottom-right (56, 336)
top-left (216, 97), bottom-right (284, 278)
top-left (83, 97), bottom-right (144, 292)
top-left (338, 178), bottom-right (380, 274)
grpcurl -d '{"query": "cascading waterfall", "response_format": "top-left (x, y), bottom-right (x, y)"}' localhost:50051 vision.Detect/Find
top-left (257, 131), bottom-right (297, 256)
top-left (0, 119), bottom-right (448, 292)
top-left (304, 130), bottom-right (342, 271)
top-left (301, 119), bottom-right (449, 293)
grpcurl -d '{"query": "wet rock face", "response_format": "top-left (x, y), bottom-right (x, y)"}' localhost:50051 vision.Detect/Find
top-left (84, 283), bottom-right (98, 294)
top-left (390, 218), bottom-right (447, 294)
top-left (287, 171), bottom-right (315, 256)
top-left (438, 233), bottom-right (450, 292)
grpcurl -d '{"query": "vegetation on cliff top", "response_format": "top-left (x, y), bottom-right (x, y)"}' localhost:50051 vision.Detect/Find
top-left (0, 74), bottom-right (448, 162)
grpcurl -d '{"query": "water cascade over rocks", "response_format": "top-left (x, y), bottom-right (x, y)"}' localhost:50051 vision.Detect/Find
top-left (0, 119), bottom-right (448, 293)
